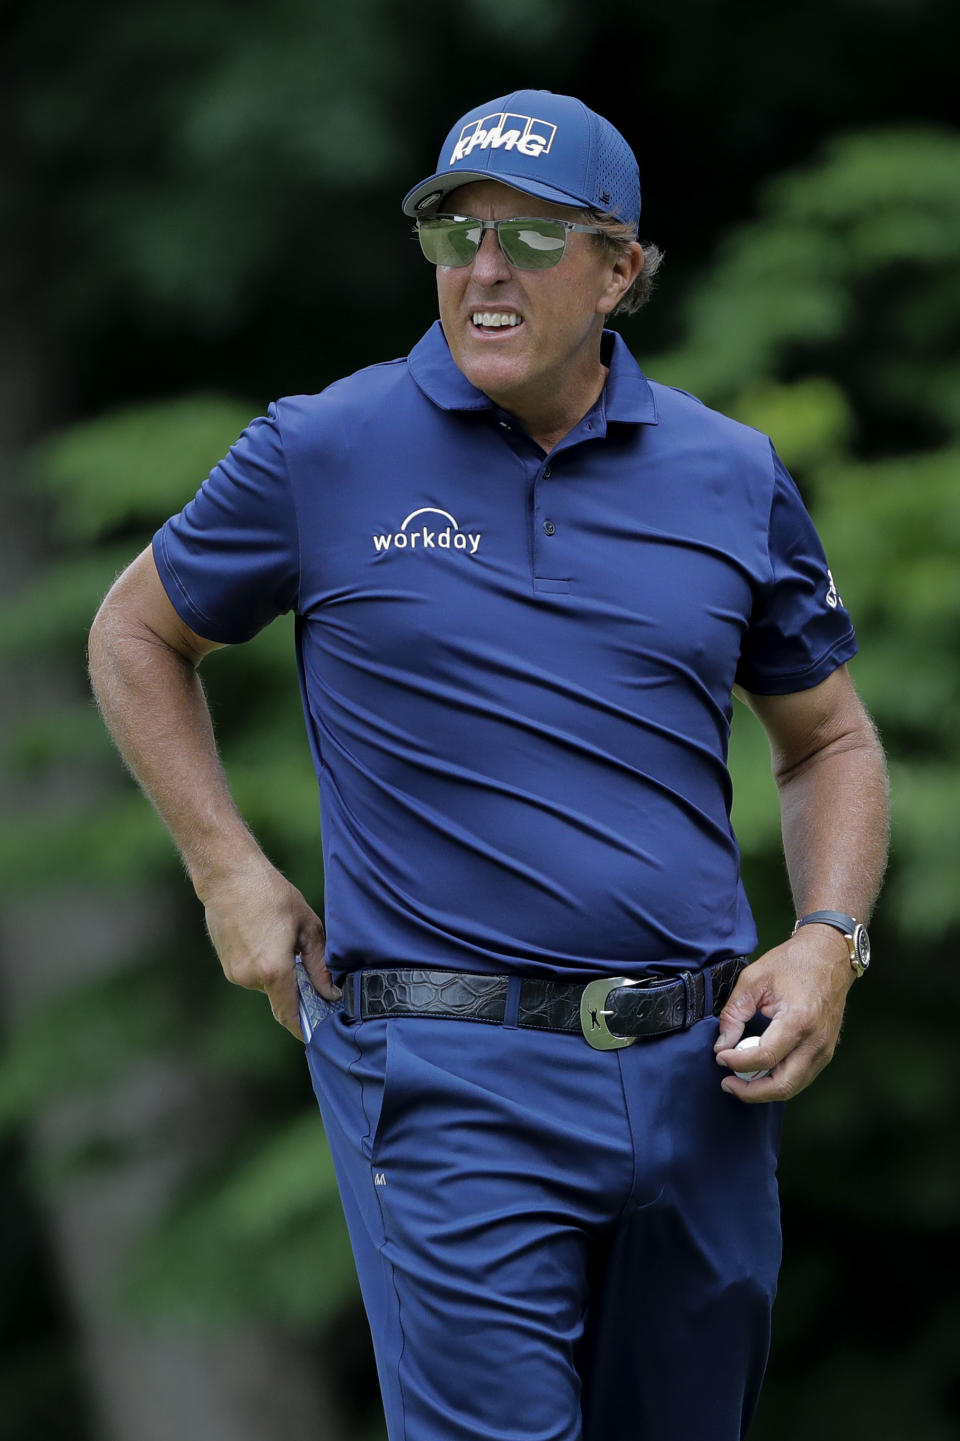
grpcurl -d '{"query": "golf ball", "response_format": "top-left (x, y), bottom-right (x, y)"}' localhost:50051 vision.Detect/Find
top-left (732, 1034), bottom-right (771, 1081)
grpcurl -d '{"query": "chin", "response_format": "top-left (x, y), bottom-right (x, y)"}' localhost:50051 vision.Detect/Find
top-left (458, 350), bottom-right (528, 399)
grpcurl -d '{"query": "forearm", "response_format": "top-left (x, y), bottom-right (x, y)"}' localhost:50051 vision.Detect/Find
top-left (88, 610), bottom-right (265, 900)
top-left (717, 670), bottom-right (888, 1100)
top-left (88, 549), bottom-right (334, 1033)
top-left (776, 720), bottom-right (889, 923)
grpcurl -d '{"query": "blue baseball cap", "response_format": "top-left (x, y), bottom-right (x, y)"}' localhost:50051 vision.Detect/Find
top-left (402, 90), bottom-right (641, 233)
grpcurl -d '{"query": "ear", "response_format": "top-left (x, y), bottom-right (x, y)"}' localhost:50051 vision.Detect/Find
top-left (596, 241), bottom-right (644, 316)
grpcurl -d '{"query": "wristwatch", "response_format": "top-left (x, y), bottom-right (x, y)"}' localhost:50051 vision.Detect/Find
top-left (793, 910), bottom-right (871, 978)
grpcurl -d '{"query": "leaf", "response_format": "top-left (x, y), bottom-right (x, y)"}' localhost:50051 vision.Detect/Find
top-left (0, 964), bottom-right (181, 1135)
top-left (31, 396), bottom-right (258, 543)
top-left (122, 1112), bottom-right (358, 1327)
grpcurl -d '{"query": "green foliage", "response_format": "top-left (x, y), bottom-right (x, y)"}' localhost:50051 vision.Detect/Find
top-left (651, 128), bottom-right (960, 432)
top-left (733, 378), bottom-right (853, 472)
top-left (646, 125), bottom-right (960, 944)
top-left (5, 107), bottom-right (960, 1440)
top-left (0, 548), bottom-right (137, 657)
top-left (19, 0), bottom-right (406, 321)
top-left (32, 395), bottom-right (257, 543)
top-left (122, 1112), bottom-right (357, 1328)
top-left (642, 127), bottom-right (960, 1439)
top-left (0, 963), bottom-right (181, 1140)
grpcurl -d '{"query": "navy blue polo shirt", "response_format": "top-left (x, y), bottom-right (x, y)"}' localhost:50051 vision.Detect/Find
top-left (153, 323), bottom-right (857, 981)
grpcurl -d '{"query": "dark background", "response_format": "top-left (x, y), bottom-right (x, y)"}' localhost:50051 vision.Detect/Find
top-left (2, 1), bottom-right (958, 1437)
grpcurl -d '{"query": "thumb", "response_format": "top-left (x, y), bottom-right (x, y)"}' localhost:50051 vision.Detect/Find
top-left (298, 916), bottom-right (341, 1002)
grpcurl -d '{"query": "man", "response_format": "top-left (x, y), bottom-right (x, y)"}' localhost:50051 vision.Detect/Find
top-left (89, 90), bottom-right (888, 1441)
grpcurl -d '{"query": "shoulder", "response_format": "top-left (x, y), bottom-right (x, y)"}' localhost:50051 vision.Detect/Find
top-left (271, 357), bottom-right (417, 441)
top-left (644, 378), bottom-right (773, 462)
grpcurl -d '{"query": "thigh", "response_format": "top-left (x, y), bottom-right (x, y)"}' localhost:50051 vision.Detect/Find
top-left (307, 1009), bottom-right (636, 1441)
top-left (579, 1018), bottom-right (784, 1441)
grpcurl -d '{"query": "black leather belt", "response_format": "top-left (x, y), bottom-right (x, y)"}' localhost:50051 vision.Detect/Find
top-left (341, 956), bottom-right (749, 1050)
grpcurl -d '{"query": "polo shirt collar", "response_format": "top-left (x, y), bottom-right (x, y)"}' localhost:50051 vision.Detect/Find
top-left (600, 330), bottom-right (659, 425)
top-left (408, 321), bottom-right (658, 425)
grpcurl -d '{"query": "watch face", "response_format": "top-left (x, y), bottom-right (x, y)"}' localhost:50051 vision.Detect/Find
top-left (853, 923), bottom-right (871, 972)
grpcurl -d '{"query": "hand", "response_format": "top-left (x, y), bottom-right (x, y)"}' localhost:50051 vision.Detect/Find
top-left (201, 859), bottom-right (340, 1040)
top-left (713, 926), bottom-right (855, 1103)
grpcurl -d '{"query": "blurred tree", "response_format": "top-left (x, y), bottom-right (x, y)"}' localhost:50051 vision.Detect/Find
top-left (8, 0), bottom-right (959, 403)
top-left (644, 127), bottom-right (960, 1441)
top-left (3, 0), bottom-right (959, 1431)
top-left (3, 122), bottom-right (958, 1440)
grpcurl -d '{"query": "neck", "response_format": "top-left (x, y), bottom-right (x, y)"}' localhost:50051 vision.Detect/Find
top-left (489, 362), bottom-right (609, 454)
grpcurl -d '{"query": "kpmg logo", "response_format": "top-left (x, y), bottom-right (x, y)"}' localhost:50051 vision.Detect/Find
top-left (449, 112), bottom-right (558, 164)
top-left (372, 506), bottom-right (482, 555)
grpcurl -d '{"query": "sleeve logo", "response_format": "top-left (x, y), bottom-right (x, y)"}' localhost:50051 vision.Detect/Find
top-left (825, 569), bottom-right (843, 609)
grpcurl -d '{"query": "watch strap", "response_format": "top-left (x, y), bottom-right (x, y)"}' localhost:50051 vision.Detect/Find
top-left (794, 910), bottom-right (859, 936)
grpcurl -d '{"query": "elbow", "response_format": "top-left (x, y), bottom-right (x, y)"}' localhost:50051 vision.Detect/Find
top-left (87, 587), bottom-right (128, 695)
top-left (774, 714), bottom-right (886, 789)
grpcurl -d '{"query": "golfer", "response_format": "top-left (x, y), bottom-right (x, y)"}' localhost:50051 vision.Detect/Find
top-left (89, 89), bottom-right (889, 1441)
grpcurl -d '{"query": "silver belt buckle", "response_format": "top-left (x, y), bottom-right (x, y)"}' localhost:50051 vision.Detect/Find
top-left (580, 976), bottom-right (643, 1050)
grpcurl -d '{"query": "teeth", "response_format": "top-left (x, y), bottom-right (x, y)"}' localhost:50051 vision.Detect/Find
top-left (472, 312), bottom-right (521, 328)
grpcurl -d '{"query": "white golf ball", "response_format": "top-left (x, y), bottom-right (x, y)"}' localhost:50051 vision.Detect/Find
top-left (732, 1034), bottom-right (771, 1081)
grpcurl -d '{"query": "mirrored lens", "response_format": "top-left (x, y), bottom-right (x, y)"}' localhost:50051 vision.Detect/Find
top-left (498, 221), bottom-right (568, 269)
top-left (417, 217), bottom-right (571, 270)
top-left (418, 220), bottom-right (482, 267)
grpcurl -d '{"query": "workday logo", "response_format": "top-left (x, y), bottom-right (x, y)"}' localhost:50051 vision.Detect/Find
top-left (449, 113), bottom-right (558, 165)
top-left (372, 506), bottom-right (482, 556)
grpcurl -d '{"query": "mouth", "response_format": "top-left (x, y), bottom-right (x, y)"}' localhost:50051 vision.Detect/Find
top-left (470, 310), bottom-right (524, 337)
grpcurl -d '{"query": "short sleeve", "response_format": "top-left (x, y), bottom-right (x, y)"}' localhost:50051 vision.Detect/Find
top-left (736, 445), bottom-right (857, 695)
top-left (152, 404), bottom-right (299, 644)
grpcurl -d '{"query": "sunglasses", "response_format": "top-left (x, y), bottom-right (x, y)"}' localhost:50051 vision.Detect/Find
top-left (416, 214), bottom-right (605, 271)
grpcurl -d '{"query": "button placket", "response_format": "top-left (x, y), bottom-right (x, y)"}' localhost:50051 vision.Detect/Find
top-left (533, 459), bottom-right (569, 592)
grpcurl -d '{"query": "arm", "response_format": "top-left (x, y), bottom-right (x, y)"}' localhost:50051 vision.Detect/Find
top-left (88, 545), bottom-right (340, 1038)
top-left (714, 664), bottom-right (889, 1102)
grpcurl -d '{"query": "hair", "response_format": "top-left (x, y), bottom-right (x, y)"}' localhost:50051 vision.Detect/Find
top-left (582, 209), bottom-right (664, 316)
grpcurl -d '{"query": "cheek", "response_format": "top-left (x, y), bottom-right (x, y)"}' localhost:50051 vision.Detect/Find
top-left (435, 269), bottom-right (461, 313)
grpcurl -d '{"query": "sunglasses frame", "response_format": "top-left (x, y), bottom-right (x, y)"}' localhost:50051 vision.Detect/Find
top-left (416, 213), bottom-right (606, 270)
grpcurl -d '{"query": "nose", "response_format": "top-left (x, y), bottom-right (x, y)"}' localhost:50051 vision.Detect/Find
top-left (470, 226), bottom-right (512, 285)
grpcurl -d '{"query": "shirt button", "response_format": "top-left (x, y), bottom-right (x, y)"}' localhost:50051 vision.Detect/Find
top-left (543, 520), bottom-right (556, 536)
top-left (543, 465), bottom-right (552, 478)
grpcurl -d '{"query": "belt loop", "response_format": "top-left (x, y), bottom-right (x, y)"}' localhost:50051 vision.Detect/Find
top-left (502, 976), bottom-right (522, 1030)
top-left (702, 964), bottom-right (715, 1019)
top-left (352, 970), bottom-right (363, 1021)
top-left (679, 971), bottom-right (695, 1029)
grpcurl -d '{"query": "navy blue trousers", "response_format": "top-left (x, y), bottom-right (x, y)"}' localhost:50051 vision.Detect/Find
top-left (303, 989), bottom-right (783, 1441)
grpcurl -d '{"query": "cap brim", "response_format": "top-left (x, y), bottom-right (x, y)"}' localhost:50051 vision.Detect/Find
top-left (402, 170), bottom-right (593, 217)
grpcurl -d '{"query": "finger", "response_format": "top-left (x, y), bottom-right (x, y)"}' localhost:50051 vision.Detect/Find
top-left (720, 1034), bottom-right (829, 1104)
top-left (714, 971), bottom-right (764, 1052)
top-left (299, 918), bottom-right (341, 1002)
top-left (717, 999), bottom-right (817, 1072)
top-left (716, 1012), bottom-right (793, 1075)
top-left (267, 968), bottom-right (305, 1041)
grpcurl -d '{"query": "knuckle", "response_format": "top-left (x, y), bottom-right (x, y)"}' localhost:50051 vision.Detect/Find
top-left (259, 958), bottom-right (292, 986)
top-left (720, 998), bottom-right (748, 1025)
